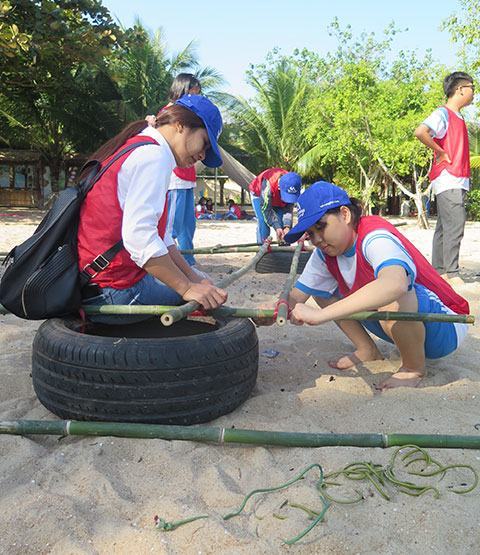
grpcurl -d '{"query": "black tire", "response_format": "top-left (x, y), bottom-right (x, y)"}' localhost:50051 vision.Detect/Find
top-left (255, 251), bottom-right (311, 274)
top-left (32, 316), bottom-right (258, 425)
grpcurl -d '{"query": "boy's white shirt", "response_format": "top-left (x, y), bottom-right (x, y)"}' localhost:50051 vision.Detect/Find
top-left (116, 126), bottom-right (176, 268)
top-left (422, 107), bottom-right (470, 195)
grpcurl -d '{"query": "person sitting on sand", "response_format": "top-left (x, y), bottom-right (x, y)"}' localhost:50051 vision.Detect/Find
top-left (195, 196), bottom-right (208, 218)
top-left (222, 199), bottom-right (242, 220)
top-left (283, 181), bottom-right (469, 390)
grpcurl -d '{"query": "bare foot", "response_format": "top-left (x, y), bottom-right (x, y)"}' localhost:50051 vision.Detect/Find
top-left (328, 347), bottom-right (384, 370)
top-left (378, 368), bottom-right (424, 391)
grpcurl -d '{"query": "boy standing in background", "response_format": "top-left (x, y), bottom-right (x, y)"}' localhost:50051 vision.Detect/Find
top-left (414, 71), bottom-right (474, 287)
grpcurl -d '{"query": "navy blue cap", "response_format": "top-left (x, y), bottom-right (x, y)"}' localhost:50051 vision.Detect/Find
top-left (284, 181), bottom-right (351, 244)
top-left (279, 172), bottom-right (302, 203)
top-left (175, 94), bottom-right (223, 167)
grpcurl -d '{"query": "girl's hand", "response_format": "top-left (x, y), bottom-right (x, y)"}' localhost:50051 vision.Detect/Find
top-left (291, 303), bottom-right (323, 325)
top-left (182, 283), bottom-right (227, 310)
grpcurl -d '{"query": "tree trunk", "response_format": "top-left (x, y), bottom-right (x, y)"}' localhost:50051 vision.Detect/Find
top-left (49, 158), bottom-right (61, 193)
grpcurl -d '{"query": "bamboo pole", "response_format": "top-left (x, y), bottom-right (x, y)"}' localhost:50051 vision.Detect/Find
top-left (180, 244), bottom-right (310, 255)
top-left (276, 242), bottom-right (304, 326)
top-left (160, 240), bottom-right (273, 326)
top-left (0, 302), bottom-right (474, 324)
top-left (82, 305), bottom-right (475, 324)
top-left (1, 420), bottom-right (480, 449)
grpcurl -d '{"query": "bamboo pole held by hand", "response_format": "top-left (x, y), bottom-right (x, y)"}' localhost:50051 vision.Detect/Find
top-left (160, 239), bottom-right (273, 326)
top-left (276, 242), bottom-right (304, 326)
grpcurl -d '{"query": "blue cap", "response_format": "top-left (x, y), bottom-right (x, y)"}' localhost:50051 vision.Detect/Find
top-left (175, 94), bottom-right (223, 167)
top-left (279, 172), bottom-right (302, 203)
top-left (284, 181), bottom-right (351, 244)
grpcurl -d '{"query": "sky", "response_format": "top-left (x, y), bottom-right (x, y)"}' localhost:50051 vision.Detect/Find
top-left (101, 0), bottom-right (463, 98)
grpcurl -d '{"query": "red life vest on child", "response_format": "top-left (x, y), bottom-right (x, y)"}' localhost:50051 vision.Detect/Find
top-left (77, 135), bottom-right (169, 289)
top-left (248, 168), bottom-right (287, 207)
top-left (196, 204), bottom-right (207, 218)
top-left (324, 215), bottom-right (469, 315)
top-left (160, 104), bottom-right (196, 182)
top-left (231, 204), bottom-right (242, 218)
top-left (429, 106), bottom-right (470, 182)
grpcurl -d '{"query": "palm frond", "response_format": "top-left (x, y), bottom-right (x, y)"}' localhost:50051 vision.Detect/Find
top-left (470, 155), bottom-right (480, 169)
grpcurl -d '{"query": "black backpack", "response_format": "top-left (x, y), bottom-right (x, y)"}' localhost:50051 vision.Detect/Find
top-left (0, 141), bottom-right (152, 319)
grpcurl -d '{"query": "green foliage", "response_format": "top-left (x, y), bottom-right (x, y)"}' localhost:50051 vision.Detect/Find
top-left (466, 188), bottom-right (480, 220)
top-left (228, 50), bottom-right (314, 173)
top-left (296, 23), bottom-right (446, 215)
top-left (0, 0), bottom-right (126, 187)
top-left (0, 4), bottom-right (227, 190)
top-left (442, 0), bottom-right (480, 74)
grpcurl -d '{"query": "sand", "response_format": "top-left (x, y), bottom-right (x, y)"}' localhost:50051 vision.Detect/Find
top-left (1, 211), bottom-right (480, 554)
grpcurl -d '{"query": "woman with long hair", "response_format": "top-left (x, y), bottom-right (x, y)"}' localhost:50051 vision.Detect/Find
top-left (77, 94), bottom-right (227, 323)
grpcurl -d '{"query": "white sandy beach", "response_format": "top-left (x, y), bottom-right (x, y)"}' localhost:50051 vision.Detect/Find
top-left (1, 212), bottom-right (480, 554)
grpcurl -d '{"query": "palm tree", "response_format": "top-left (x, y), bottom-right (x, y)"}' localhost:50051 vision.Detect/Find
top-left (229, 60), bottom-right (312, 172)
top-left (113, 21), bottom-right (227, 120)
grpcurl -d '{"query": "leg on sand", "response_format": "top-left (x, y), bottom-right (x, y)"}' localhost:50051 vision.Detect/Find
top-left (376, 287), bottom-right (425, 390)
top-left (313, 296), bottom-right (384, 370)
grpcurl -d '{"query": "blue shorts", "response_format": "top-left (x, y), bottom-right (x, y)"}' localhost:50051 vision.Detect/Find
top-left (362, 284), bottom-right (467, 359)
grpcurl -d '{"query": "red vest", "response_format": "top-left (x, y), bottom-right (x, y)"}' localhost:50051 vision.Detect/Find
top-left (324, 216), bottom-right (469, 315)
top-left (160, 104), bottom-right (196, 182)
top-left (173, 164), bottom-right (196, 182)
top-left (429, 106), bottom-right (470, 181)
top-left (248, 168), bottom-right (287, 207)
top-left (230, 204), bottom-right (242, 218)
top-left (77, 135), bottom-right (168, 289)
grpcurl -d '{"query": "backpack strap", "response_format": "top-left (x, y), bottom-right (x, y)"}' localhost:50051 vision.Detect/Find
top-left (80, 140), bottom-right (155, 198)
top-left (78, 139), bottom-right (158, 286)
top-left (79, 240), bottom-right (124, 287)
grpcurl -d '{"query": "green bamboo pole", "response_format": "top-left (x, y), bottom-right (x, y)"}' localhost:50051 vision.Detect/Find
top-left (83, 304), bottom-right (275, 320)
top-left (81, 305), bottom-right (475, 324)
top-left (180, 245), bottom-right (309, 255)
top-left (1, 302), bottom-right (474, 324)
top-left (276, 242), bottom-right (304, 326)
top-left (1, 420), bottom-right (480, 449)
top-left (160, 240), bottom-right (273, 326)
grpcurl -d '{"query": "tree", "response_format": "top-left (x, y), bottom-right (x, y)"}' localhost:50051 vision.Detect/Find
top-left (442, 0), bottom-right (480, 74)
top-left (298, 22), bottom-right (445, 227)
top-left (228, 50), bottom-right (314, 173)
top-left (0, 0), bottom-right (125, 190)
top-left (113, 21), bottom-right (227, 121)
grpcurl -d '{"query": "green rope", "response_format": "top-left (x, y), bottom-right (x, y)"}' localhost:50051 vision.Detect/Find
top-left (321, 445), bottom-right (478, 502)
top-left (154, 514), bottom-right (208, 531)
top-left (154, 447), bottom-right (478, 543)
top-left (222, 463), bottom-right (331, 545)
top-left (223, 462), bottom-right (327, 520)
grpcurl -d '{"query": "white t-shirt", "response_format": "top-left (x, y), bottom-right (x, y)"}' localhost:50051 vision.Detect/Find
top-left (295, 229), bottom-right (417, 297)
top-left (422, 107), bottom-right (470, 195)
top-left (117, 126), bottom-right (176, 268)
top-left (168, 174), bottom-right (196, 190)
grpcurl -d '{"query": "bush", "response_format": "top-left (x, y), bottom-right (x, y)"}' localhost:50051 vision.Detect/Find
top-left (466, 188), bottom-right (480, 220)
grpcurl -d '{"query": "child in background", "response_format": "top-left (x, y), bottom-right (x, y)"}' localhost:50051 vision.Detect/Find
top-left (284, 181), bottom-right (469, 390)
top-left (224, 199), bottom-right (243, 220)
top-left (414, 71), bottom-right (474, 286)
top-left (248, 168), bottom-right (302, 244)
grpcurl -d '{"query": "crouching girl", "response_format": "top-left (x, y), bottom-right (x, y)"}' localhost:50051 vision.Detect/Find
top-left (284, 181), bottom-right (469, 390)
